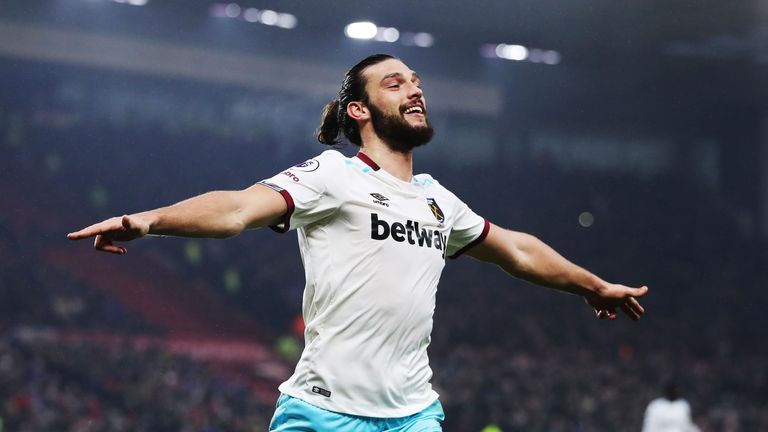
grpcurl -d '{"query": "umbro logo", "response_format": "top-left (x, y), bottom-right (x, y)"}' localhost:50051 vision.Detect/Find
top-left (370, 193), bottom-right (390, 207)
top-left (370, 193), bottom-right (389, 201)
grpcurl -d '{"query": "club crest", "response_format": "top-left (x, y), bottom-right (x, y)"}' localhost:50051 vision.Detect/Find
top-left (426, 198), bottom-right (445, 223)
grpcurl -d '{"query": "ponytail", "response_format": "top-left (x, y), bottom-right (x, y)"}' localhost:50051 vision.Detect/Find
top-left (316, 99), bottom-right (342, 146)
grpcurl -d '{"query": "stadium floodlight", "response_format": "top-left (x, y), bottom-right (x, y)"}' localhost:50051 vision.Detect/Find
top-left (243, 8), bottom-right (260, 22)
top-left (112, 0), bottom-right (149, 5)
top-left (487, 43), bottom-right (561, 65)
top-left (276, 13), bottom-right (298, 29)
top-left (260, 9), bottom-right (279, 26)
top-left (225, 3), bottom-right (241, 18)
top-left (345, 22), bottom-right (378, 40)
top-left (375, 27), bottom-right (400, 43)
top-left (542, 50), bottom-right (562, 65)
top-left (413, 32), bottom-right (434, 48)
top-left (496, 44), bottom-right (528, 61)
top-left (578, 212), bottom-right (594, 228)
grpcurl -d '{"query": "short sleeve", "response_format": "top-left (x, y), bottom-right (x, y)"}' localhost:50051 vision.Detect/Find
top-left (258, 151), bottom-right (342, 233)
top-left (446, 197), bottom-right (490, 259)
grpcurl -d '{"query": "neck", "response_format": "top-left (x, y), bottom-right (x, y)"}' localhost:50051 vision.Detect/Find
top-left (359, 135), bottom-right (414, 182)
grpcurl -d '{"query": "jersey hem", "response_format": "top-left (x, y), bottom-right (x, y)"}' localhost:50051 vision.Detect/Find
top-left (277, 386), bottom-right (440, 418)
top-left (448, 218), bottom-right (490, 259)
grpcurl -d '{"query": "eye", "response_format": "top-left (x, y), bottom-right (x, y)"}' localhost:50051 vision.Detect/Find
top-left (388, 84), bottom-right (400, 89)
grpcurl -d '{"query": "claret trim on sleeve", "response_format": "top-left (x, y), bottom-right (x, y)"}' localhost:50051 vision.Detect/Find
top-left (269, 188), bottom-right (296, 234)
top-left (448, 219), bottom-right (491, 259)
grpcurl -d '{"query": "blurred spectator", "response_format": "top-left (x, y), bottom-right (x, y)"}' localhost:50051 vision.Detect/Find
top-left (642, 381), bottom-right (700, 432)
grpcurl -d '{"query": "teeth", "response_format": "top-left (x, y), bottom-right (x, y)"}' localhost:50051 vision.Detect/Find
top-left (404, 106), bottom-right (423, 114)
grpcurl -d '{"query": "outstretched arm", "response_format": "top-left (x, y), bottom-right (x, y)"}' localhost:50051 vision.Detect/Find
top-left (67, 184), bottom-right (287, 254)
top-left (467, 223), bottom-right (647, 321)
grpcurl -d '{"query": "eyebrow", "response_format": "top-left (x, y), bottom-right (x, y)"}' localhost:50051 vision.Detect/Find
top-left (380, 72), bottom-right (421, 83)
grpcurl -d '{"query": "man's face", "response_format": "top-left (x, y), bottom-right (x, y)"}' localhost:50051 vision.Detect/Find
top-left (362, 59), bottom-right (434, 152)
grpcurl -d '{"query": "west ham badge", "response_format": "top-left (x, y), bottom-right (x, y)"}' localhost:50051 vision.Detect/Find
top-left (426, 198), bottom-right (445, 223)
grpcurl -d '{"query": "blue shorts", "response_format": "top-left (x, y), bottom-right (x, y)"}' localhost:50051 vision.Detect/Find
top-left (268, 393), bottom-right (445, 431)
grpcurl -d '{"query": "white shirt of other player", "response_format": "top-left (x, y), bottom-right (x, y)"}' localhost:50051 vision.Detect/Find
top-left (642, 398), bottom-right (700, 432)
top-left (259, 150), bottom-right (488, 418)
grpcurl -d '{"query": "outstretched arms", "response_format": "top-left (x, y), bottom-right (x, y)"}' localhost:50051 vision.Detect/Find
top-left (67, 184), bottom-right (287, 254)
top-left (467, 223), bottom-right (647, 321)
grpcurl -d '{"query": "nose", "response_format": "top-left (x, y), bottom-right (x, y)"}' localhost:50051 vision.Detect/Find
top-left (407, 82), bottom-right (423, 100)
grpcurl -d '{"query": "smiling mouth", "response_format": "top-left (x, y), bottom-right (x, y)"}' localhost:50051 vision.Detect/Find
top-left (403, 106), bottom-right (424, 115)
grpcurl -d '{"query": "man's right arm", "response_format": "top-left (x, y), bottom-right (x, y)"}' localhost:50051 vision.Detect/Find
top-left (67, 184), bottom-right (287, 254)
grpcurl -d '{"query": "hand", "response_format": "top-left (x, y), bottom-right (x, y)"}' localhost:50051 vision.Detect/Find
top-left (584, 283), bottom-right (648, 321)
top-left (67, 214), bottom-right (150, 255)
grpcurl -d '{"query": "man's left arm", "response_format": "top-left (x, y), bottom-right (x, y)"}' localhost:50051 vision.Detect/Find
top-left (466, 223), bottom-right (647, 321)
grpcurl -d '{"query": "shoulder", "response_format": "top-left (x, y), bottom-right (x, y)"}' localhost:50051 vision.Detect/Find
top-left (413, 172), bottom-right (439, 187)
top-left (415, 173), bottom-right (462, 202)
top-left (646, 398), bottom-right (667, 411)
top-left (297, 150), bottom-right (344, 168)
top-left (285, 151), bottom-right (347, 178)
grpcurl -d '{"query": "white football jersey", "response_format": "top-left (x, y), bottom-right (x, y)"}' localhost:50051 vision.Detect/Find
top-left (259, 150), bottom-right (488, 417)
top-left (642, 398), bottom-right (699, 432)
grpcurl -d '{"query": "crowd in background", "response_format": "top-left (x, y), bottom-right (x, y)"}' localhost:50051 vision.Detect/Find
top-left (1, 63), bottom-right (766, 431)
top-left (0, 221), bottom-right (155, 335)
top-left (0, 336), bottom-right (270, 432)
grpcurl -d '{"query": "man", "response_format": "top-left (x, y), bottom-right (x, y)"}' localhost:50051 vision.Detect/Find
top-left (68, 54), bottom-right (647, 431)
top-left (642, 382), bottom-right (700, 432)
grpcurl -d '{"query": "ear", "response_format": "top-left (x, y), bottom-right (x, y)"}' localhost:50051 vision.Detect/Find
top-left (347, 101), bottom-right (370, 121)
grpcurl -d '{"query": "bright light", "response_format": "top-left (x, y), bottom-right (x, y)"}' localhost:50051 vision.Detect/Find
top-left (276, 13), bottom-right (297, 29)
top-left (542, 50), bottom-right (562, 65)
top-left (375, 27), bottom-right (399, 43)
top-left (345, 21), bottom-right (378, 40)
top-left (413, 32), bottom-right (434, 47)
top-left (260, 9), bottom-right (279, 25)
top-left (496, 44), bottom-right (528, 61)
top-left (578, 212), bottom-right (594, 228)
top-left (225, 3), bottom-right (241, 18)
top-left (487, 43), bottom-right (561, 65)
top-left (243, 8), bottom-right (259, 22)
top-left (112, 0), bottom-right (149, 6)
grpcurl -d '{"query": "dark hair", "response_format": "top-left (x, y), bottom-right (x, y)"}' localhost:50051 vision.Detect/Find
top-left (317, 54), bottom-right (396, 146)
top-left (663, 380), bottom-right (681, 401)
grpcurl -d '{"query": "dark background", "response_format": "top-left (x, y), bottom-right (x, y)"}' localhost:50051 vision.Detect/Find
top-left (0, 1), bottom-right (766, 431)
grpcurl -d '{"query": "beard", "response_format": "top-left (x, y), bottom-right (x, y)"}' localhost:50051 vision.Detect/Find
top-left (368, 101), bottom-right (434, 153)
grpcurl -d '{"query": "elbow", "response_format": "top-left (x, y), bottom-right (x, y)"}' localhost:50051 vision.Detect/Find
top-left (213, 218), bottom-right (245, 239)
top-left (224, 222), bottom-right (246, 239)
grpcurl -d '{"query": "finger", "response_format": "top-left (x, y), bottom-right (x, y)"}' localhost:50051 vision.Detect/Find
top-left (627, 286), bottom-right (649, 298)
top-left (628, 297), bottom-right (645, 315)
top-left (620, 303), bottom-right (641, 321)
top-left (68, 218), bottom-right (122, 240)
top-left (67, 224), bottom-right (105, 240)
top-left (94, 234), bottom-right (127, 255)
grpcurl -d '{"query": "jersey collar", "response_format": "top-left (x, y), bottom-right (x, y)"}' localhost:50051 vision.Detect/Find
top-left (356, 152), bottom-right (381, 171)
